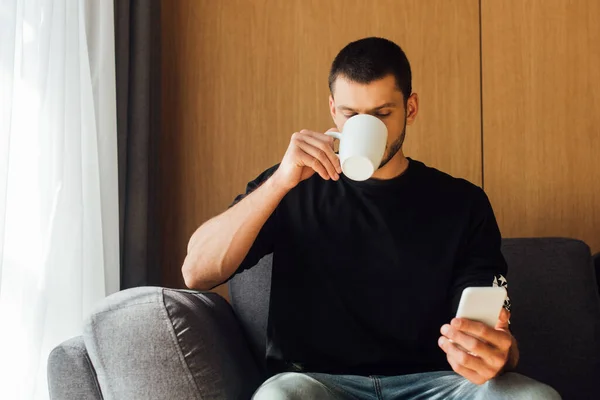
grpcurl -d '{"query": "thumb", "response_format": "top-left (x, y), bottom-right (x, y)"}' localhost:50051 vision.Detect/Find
top-left (495, 308), bottom-right (510, 331)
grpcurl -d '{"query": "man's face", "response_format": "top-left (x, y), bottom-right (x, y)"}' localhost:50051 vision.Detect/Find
top-left (329, 74), bottom-right (418, 168)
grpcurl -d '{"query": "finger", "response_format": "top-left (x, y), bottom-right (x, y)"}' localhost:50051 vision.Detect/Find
top-left (299, 131), bottom-right (342, 174)
top-left (446, 355), bottom-right (488, 385)
top-left (296, 141), bottom-right (339, 180)
top-left (441, 324), bottom-right (507, 369)
top-left (291, 133), bottom-right (330, 180)
top-left (441, 324), bottom-right (488, 357)
top-left (438, 336), bottom-right (493, 375)
top-left (439, 337), bottom-right (498, 381)
top-left (439, 336), bottom-right (488, 383)
top-left (299, 132), bottom-right (341, 174)
top-left (297, 149), bottom-right (330, 180)
top-left (301, 129), bottom-right (336, 145)
top-left (451, 318), bottom-right (512, 351)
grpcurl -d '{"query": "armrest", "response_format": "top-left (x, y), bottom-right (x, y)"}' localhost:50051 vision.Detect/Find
top-left (47, 336), bottom-right (103, 400)
top-left (84, 287), bottom-right (262, 400)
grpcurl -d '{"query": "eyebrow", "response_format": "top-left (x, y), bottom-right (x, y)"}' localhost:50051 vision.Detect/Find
top-left (336, 102), bottom-right (397, 113)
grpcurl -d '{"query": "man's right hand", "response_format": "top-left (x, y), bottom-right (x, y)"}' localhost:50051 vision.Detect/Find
top-left (183, 129), bottom-right (341, 289)
top-left (272, 129), bottom-right (342, 191)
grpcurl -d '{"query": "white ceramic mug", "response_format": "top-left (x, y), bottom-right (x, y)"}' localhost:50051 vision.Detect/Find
top-left (326, 114), bottom-right (388, 181)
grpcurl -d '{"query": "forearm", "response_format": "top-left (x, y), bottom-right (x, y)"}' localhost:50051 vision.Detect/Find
top-left (182, 175), bottom-right (289, 290)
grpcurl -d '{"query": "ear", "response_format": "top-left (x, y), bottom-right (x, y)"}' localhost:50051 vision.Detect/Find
top-left (329, 94), bottom-right (336, 121)
top-left (405, 93), bottom-right (419, 126)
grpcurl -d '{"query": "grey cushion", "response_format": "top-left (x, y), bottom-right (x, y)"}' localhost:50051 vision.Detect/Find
top-left (47, 336), bottom-right (102, 400)
top-left (502, 238), bottom-right (600, 399)
top-left (83, 287), bottom-right (261, 400)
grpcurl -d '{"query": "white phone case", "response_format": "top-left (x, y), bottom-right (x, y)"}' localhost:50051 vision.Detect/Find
top-left (455, 287), bottom-right (507, 327)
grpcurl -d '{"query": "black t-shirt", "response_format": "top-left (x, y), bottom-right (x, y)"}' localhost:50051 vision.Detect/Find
top-left (231, 158), bottom-right (508, 377)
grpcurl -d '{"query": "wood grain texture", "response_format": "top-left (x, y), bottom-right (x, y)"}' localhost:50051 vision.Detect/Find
top-left (482, 0), bottom-right (600, 252)
top-left (160, 0), bottom-right (482, 290)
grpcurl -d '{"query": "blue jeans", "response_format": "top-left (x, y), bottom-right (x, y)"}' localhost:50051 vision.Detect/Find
top-left (252, 371), bottom-right (561, 400)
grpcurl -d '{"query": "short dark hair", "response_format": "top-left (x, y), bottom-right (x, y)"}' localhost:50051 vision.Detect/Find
top-left (328, 37), bottom-right (412, 102)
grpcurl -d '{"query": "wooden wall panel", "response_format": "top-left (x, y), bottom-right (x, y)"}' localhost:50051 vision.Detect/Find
top-left (482, 0), bottom-right (600, 252)
top-left (160, 0), bottom-right (482, 290)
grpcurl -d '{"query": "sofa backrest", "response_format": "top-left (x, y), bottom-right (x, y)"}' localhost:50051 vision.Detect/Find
top-left (229, 254), bottom-right (273, 371)
top-left (500, 238), bottom-right (600, 399)
top-left (229, 238), bottom-right (600, 399)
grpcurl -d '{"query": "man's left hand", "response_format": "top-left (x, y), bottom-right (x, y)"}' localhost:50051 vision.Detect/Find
top-left (438, 308), bottom-right (518, 385)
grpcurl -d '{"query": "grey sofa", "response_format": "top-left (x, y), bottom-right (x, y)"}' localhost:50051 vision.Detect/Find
top-left (48, 238), bottom-right (600, 399)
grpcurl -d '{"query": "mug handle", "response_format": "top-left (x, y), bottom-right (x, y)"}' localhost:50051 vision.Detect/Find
top-left (325, 131), bottom-right (342, 160)
top-left (325, 131), bottom-right (342, 140)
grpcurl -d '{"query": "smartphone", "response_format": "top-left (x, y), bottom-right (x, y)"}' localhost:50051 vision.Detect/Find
top-left (455, 287), bottom-right (507, 327)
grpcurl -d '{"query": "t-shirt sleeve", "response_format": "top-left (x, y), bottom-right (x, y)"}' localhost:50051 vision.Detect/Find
top-left (450, 187), bottom-right (511, 315)
top-left (229, 164), bottom-right (280, 274)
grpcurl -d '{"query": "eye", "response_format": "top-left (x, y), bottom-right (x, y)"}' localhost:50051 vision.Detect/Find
top-left (376, 112), bottom-right (391, 118)
top-left (343, 113), bottom-right (357, 119)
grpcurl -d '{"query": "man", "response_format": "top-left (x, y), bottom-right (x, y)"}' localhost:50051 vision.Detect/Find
top-left (183, 37), bottom-right (560, 399)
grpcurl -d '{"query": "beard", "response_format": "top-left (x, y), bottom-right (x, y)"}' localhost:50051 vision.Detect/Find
top-left (379, 120), bottom-right (407, 169)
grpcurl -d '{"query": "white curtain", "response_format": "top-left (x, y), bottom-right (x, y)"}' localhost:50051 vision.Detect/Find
top-left (0, 1), bottom-right (119, 399)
